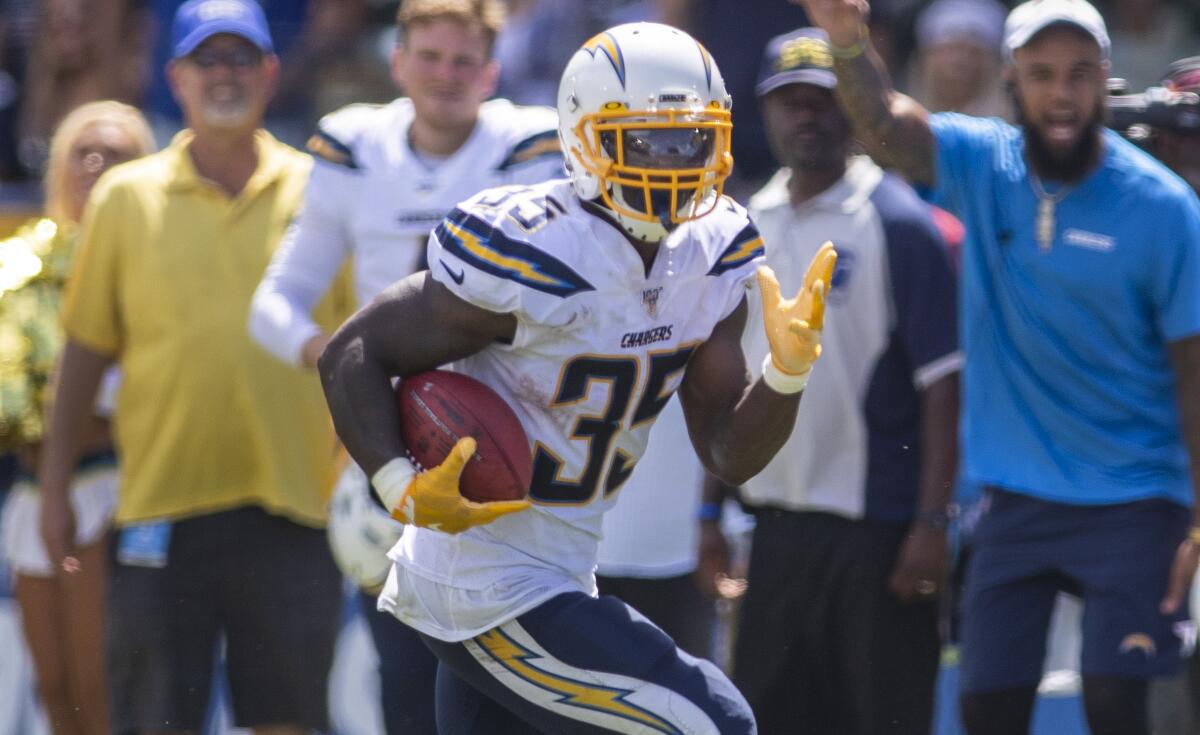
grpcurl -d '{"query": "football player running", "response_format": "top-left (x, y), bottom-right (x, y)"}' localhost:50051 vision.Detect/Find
top-left (248, 1), bottom-right (562, 731)
top-left (320, 23), bottom-right (836, 734)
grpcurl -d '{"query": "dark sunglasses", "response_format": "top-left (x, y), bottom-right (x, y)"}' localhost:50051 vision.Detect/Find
top-left (187, 46), bottom-right (264, 70)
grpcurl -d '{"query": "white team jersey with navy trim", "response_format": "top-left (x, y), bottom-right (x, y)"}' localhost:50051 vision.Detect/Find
top-left (249, 97), bottom-right (563, 365)
top-left (380, 180), bottom-right (763, 641)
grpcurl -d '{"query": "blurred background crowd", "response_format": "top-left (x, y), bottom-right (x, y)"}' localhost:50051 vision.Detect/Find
top-left (0, 0), bottom-right (1196, 197)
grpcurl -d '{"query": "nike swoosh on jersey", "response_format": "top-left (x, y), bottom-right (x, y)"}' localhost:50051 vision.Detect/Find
top-left (441, 260), bottom-right (466, 285)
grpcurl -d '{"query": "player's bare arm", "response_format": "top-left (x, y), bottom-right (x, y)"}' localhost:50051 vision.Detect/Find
top-left (319, 272), bottom-right (529, 533)
top-left (1162, 334), bottom-right (1200, 613)
top-left (796, 0), bottom-right (936, 186)
top-left (680, 244), bottom-right (837, 485)
top-left (679, 297), bottom-right (800, 485)
top-left (319, 271), bottom-right (515, 477)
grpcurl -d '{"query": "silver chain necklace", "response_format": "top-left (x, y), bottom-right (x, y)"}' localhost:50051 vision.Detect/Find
top-left (1029, 173), bottom-right (1073, 253)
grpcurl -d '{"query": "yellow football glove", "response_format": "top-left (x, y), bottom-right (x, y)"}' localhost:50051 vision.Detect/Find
top-left (373, 437), bottom-right (531, 534)
top-left (757, 241), bottom-right (837, 391)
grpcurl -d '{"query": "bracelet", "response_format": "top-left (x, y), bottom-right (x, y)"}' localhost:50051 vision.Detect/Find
top-left (1189, 526), bottom-right (1200, 544)
top-left (371, 456), bottom-right (416, 512)
top-left (698, 502), bottom-right (723, 523)
top-left (761, 353), bottom-right (811, 395)
top-left (829, 27), bottom-right (868, 60)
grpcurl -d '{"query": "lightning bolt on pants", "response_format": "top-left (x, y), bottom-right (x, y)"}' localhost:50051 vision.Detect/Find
top-left (419, 591), bottom-right (755, 734)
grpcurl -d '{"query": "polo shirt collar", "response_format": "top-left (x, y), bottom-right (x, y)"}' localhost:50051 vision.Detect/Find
top-left (165, 129), bottom-right (291, 197)
top-left (753, 155), bottom-right (883, 216)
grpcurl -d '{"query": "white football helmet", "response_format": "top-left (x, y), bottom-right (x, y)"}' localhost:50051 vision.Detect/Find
top-left (557, 23), bottom-right (734, 243)
top-left (327, 462), bottom-right (404, 589)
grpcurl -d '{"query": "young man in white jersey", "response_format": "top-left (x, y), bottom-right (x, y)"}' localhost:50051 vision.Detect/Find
top-left (248, 2), bottom-right (562, 732)
top-left (251, 0), bottom-right (561, 369)
top-left (319, 23), bottom-right (837, 734)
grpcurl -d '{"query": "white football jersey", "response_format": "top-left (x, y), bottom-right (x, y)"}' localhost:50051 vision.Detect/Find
top-left (249, 97), bottom-right (564, 365)
top-left (380, 180), bottom-right (764, 641)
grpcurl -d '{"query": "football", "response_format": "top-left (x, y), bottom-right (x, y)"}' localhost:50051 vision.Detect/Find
top-left (396, 370), bottom-right (533, 503)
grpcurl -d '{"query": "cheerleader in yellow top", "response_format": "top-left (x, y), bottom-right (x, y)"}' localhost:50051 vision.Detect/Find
top-left (0, 101), bottom-right (152, 735)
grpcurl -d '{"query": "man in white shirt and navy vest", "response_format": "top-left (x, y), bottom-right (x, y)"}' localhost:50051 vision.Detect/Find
top-left (707, 27), bottom-right (962, 735)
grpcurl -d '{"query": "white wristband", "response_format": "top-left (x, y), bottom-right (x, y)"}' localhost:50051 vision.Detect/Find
top-left (371, 456), bottom-right (416, 512)
top-left (761, 353), bottom-right (811, 395)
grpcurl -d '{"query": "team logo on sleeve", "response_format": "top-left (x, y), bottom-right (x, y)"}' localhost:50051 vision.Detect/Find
top-left (708, 222), bottom-right (764, 276)
top-left (498, 130), bottom-right (563, 171)
top-left (306, 130), bottom-right (359, 169)
top-left (435, 209), bottom-right (594, 298)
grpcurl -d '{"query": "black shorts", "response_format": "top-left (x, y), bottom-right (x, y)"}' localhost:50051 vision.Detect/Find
top-left (106, 505), bottom-right (341, 733)
top-left (733, 509), bottom-right (940, 735)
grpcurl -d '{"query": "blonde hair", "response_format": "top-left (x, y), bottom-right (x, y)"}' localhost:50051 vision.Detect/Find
top-left (44, 100), bottom-right (155, 225)
top-left (396, 0), bottom-right (506, 54)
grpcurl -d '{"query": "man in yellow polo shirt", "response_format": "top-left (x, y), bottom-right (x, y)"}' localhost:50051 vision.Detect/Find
top-left (37, 2), bottom-right (344, 733)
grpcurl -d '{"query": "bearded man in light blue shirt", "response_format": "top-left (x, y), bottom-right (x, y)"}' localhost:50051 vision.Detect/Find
top-left (799, 0), bottom-right (1200, 733)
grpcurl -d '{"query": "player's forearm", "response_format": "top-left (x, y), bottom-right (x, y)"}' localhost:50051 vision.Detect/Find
top-left (705, 379), bottom-right (801, 486)
top-left (319, 316), bottom-right (415, 478)
top-left (832, 44), bottom-right (936, 186)
top-left (1168, 335), bottom-right (1200, 523)
top-left (916, 373), bottom-right (959, 520)
top-left (318, 279), bottom-right (433, 477)
top-left (319, 273), bottom-right (514, 477)
top-left (37, 340), bottom-right (113, 500)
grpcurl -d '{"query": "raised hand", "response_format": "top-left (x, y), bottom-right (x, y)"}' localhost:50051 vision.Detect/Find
top-left (792, 0), bottom-right (870, 48)
top-left (756, 242), bottom-right (838, 378)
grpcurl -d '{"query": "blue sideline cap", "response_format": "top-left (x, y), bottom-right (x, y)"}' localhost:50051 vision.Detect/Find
top-left (756, 28), bottom-right (836, 97)
top-left (172, 0), bottom-right (273, 58)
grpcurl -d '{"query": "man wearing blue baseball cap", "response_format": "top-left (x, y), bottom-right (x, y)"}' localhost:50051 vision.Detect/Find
top-left (171, 0), bottom-right (273, 58)
top-left (166, 0), bottom-right (276, 139)
top-left (704, 25), bottom-right (959, 735)
top-left (39, 2), bottom-right (345, 734)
